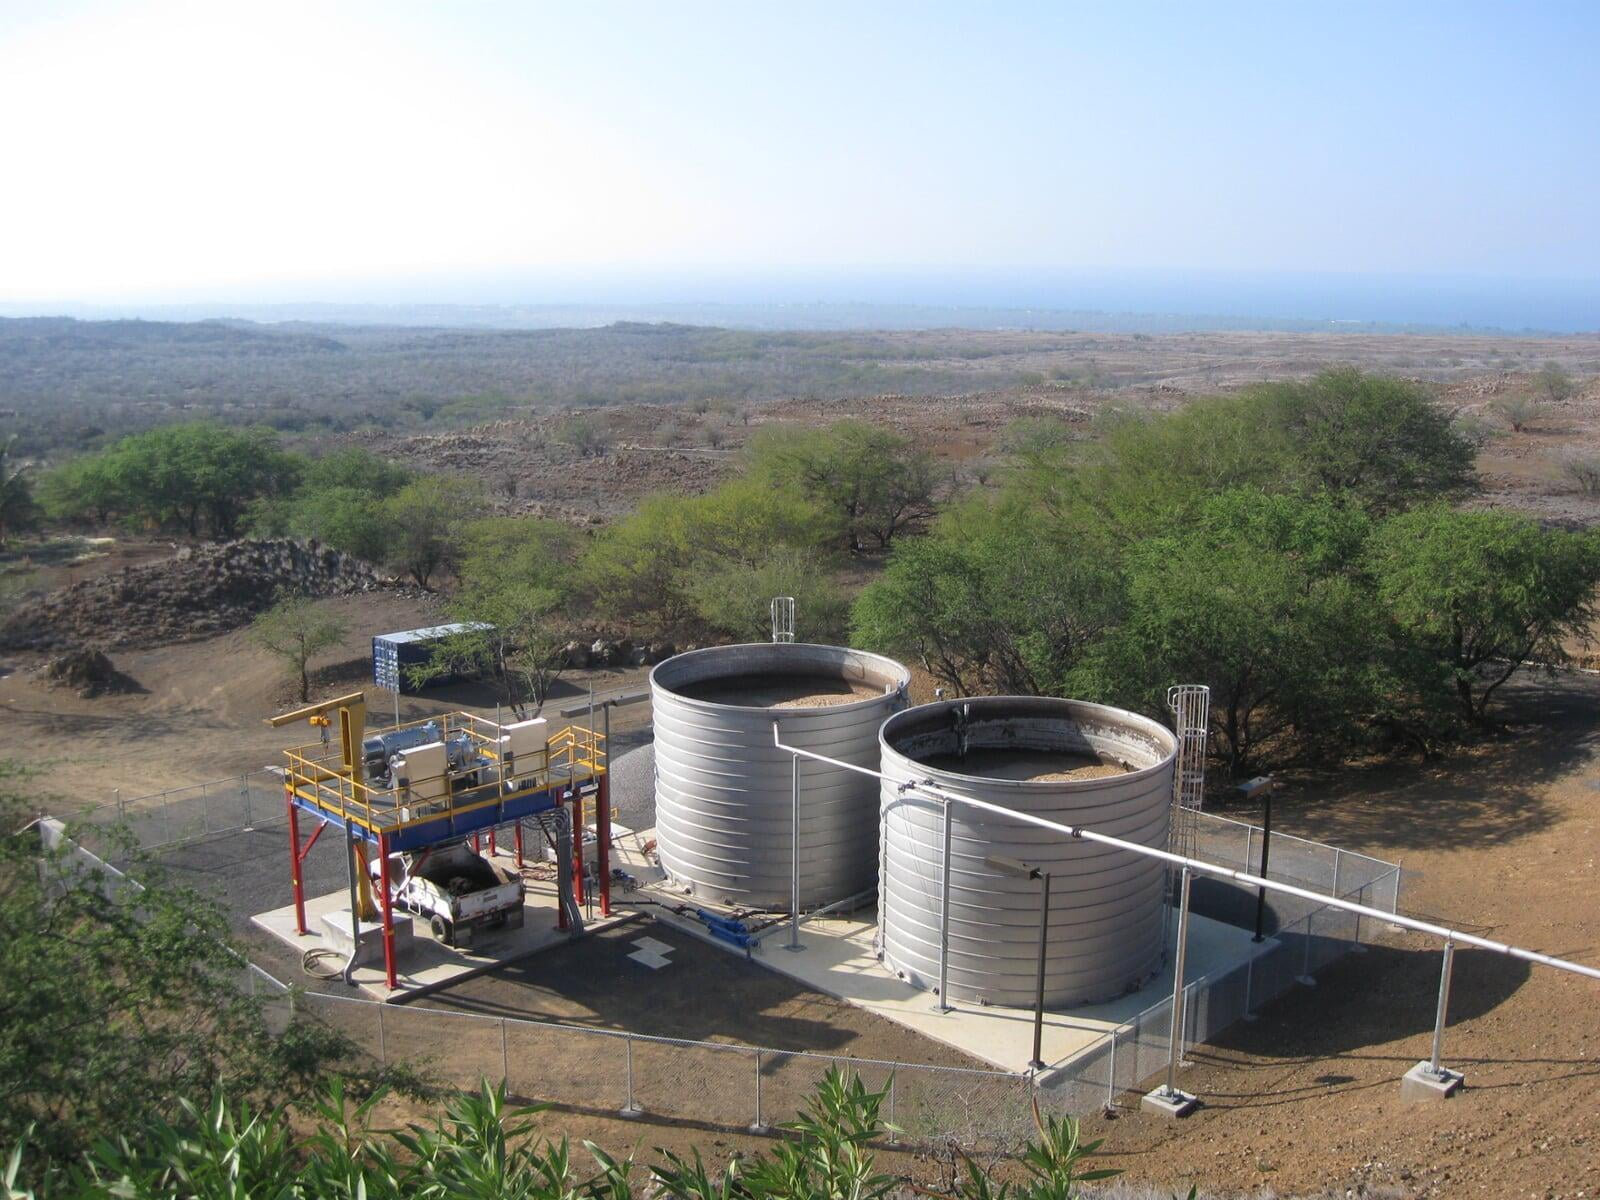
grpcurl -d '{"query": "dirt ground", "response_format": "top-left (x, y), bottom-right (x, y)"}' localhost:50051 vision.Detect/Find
top-left (0, 588), bottom-right (656, 804)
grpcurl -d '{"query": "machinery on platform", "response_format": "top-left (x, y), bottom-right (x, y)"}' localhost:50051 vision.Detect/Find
top-left (269, 692), bottom-right (612, 990)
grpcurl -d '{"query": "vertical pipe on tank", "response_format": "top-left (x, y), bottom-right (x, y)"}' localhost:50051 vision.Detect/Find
top-left (786, 747), bottom-right (801, 950)
top-left (935, 794), bottom-right (953, 1012)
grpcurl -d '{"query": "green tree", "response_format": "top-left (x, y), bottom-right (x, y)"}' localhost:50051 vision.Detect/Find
top-left (1007, 370), bottom-right (1476, 535)
top-left (301, 447), bottom-right (413, 496)
top-left (38, 424), bottom-right (302, 537)
top-left (39, 452), bottom-right (126, 526)
top-left (1370, 507), bottom-right (1600, 723)
top-left (748, 421), bottom-right (940, 552)
top-left (685, 546), bottom-right (849, 643)
top-left (415, 517), bottom-right (579, 715)
top-left (0, 783), bottom-right (349, 1167)
top-left (852, 501), bottom-right (1122, 696)
top-left (382, 475), bottom-right (481, 587)
top-left (1080, 489), bottom-right (1387, 774)
top-left (583, 478), bottom-right (836, 630)
top-left (1260, 368), bottom-right (1478, 513)
top-left (1536, 361), bottom-right (1577, 404)
top-left (0, 437), bottom-right (37, 547)
top-left (247, 449), bottom-right (411, 562)
top-left (250, 594), bottom-right (349, 702)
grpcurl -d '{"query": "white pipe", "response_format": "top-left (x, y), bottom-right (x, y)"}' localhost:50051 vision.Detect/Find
top-left (771, 728), bottom-right (1600, 984)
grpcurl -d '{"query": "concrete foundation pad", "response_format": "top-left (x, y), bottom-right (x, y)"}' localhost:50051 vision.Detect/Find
top-left (1401, 1060), bottom-right (1464, 1101)
top-left (615, 827), bottom-right (1272, 1079)
top-left (320, 908), bottom-right (413, 967)
top-left (253, 849), bottom-right (630, 1000)
top-left (1141, 1087), bottom-right (1200, 1117)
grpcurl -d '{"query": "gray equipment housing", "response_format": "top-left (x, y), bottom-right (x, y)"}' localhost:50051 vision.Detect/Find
top-left (651, 642), bottom-right (911, 911)
top-left (878, 696), bottom-right (1177, 1007)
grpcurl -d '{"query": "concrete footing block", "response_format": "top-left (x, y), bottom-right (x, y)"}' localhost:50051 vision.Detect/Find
top-left (1141, 1087), bottom-right (1199, 1117)
top-left (1401, 1060), bottom-right (1463, 1101)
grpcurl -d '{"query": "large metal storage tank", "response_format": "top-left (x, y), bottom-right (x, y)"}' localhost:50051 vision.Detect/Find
top-left (878, 697), bottom-right (1177, 1007)
top-left (651, 643), bottom-right (911, 910)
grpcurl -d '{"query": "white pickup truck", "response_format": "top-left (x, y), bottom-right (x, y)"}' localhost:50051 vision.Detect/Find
top-left (372, 840), bottom-right (524, 947)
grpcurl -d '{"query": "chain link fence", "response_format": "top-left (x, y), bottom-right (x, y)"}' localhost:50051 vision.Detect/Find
top-left (73, 768), bottom-right (289, 859)
top-left (59, 790), bottom-right (1401, 1151)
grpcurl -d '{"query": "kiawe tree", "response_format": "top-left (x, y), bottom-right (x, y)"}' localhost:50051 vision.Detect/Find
top-left (1369, 506), bottom-right (1600, 724)
top-left (747, 421), bottom-right (941, 552)
top-left (382, 474), bottom-right (480, 588)
top-left (415, 516), bottom-right (579, 716)
top-left (250, 594), bottom-right (349, 702)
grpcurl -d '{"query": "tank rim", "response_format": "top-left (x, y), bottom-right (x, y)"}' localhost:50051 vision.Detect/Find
top-left (649, 642), bottom-right (912, 716)
top-left (878, 695), bottom-right (1178, 791)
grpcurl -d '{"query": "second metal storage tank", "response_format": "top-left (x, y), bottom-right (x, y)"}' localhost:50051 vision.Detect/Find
top-left (651, 643), bottom-right (911, 911)
top-left (878, 697), bottom-right (1177, 1007)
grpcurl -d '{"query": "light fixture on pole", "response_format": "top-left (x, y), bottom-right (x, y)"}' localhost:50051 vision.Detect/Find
top-left (985, 854), bottom-right (1051, 1072)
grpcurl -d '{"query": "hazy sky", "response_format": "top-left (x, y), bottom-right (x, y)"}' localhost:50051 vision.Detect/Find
top-left (2, 0), bottom-right (1596, 303)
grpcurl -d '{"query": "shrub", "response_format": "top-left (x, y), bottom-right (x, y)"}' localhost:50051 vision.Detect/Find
top-left (556, 414), bottom-right (609, 457)
top-left (1489, 394), bottom-right (1543, 432)
top-left (1561, 454), bottom-right (1600, 496)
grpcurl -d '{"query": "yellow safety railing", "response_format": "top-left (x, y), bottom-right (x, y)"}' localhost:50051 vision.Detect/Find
top-left (281, 714), bottom-right (606, 839)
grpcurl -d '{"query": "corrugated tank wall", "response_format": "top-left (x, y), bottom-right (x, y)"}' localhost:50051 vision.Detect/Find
top-left (878, 696), bottom-right (1177, 1007)
top-left (650, 643), bottom-right (910, 911)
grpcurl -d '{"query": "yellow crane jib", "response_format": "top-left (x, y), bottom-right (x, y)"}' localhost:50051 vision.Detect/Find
top-left (267, 691), bottom-right (367, 777)
top-left (267, 691), bottom-right (376, 920)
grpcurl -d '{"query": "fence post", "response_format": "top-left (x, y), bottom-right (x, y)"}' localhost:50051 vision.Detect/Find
top-left (1182, 982), bottom-right (1196, 1062)
top-left (1332, 846), bottom-right (1343, 897)
top-left (1243, 823), bottom-right (1253, 873)
top-left (377, 1003), bottom-right (386, 1067)
top-left (1107, 1032), bottom-right (1117, 1106)
top-left (1243, 953), bottom-right (1256, 1020)
top-left (1350, 882), bottom-right (1369, 953)
top-left (1297, 910), bottom-right (1317, 986)
top-left (242, 774), bottom-right (253, 832)
top-left (750, 1050), bottom-right (766, 1133)
top-left (501, 1018), bottom-right (510, 1088)
top-left (620, 1035), bottom-right (641, 1117)
top-left (200, 781), bottom-right (209, 833)
top-left (888, 1071), bottom-right (898, 1145)
top-left (115, 788), bottom-right (124, 822)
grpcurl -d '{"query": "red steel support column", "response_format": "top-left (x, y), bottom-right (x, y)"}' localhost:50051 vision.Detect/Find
top-left (287, 787), bottom-right (307, 935)
top-left (572, 787), bottom-right (586, 906)
top-left (514, 821), bottom-right (524, 868)
top-left (554, 792), bottom-right (568, 931)
top-left (489, 826), bottom-right (497, 856)
top-left (377, 831), bottom-right (397, 991)
top-left (473, 832), bottom-right (481, 854)
top-left (597, 772), bottom-right (611, 917)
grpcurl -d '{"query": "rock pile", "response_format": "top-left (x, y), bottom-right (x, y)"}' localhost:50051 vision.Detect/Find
top-left (37, 647), bottom-right (140, 698)
top-left (562, 638), bottom-right (677, 669)
top-left (1, 539), bottom-right (387, 652)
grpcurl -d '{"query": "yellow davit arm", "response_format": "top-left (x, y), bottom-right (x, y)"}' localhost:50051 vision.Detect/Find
top-left (267, 691), bottom-right (368, 776)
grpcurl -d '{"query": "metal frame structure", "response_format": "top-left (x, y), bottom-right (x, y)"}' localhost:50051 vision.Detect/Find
top-left (770, 722), bottom-right (1600, 1100)
top-left (274, 696), bottom-right (610, 991)
top-left (770, 595), bottom-right (796, 643)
